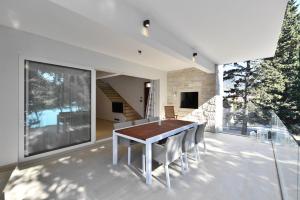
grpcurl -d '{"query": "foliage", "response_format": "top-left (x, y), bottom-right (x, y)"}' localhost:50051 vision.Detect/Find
top-left (224, 0), bottom-right (300, 134)
top-left (223, 61), bottom-right (261, 134)
top-left (255, 0), bottom-right (300, 127)
top-left (26, 62), bottom-right (91, 127)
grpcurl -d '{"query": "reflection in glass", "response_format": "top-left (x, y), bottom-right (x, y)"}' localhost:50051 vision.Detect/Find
top-left (24, 60), bottom-right (91, 156)
top-left (271, 112), bottom-right (299, 200)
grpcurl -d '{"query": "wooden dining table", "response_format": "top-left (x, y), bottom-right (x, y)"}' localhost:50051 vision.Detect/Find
top-left (112, 119), bottom-right (197, 185)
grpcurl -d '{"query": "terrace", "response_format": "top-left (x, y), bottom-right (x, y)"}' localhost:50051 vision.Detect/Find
top-left (0, 0), bottom-right (296, 199)
top-left (3, 133), bottom-right (281, 200)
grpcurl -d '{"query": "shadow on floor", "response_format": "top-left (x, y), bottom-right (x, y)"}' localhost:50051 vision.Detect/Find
top-left (3, 133), bottom-right (282, 200)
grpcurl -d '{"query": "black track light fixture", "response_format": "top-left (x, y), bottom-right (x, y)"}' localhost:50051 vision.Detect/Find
top-left (143, 19), bottom-right (150, 28)
top-left (192, 52), bottom-right (198, 62)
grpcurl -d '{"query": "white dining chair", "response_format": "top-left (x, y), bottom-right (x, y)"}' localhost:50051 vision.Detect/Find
top-left (152, 132), bottom-right (185, 188)
top-left (133, 118), bottom-right (148, 125)
top-left (194, 122), bottom-right (207, 161)
top-left (147, 116), bottom-right (160, 122)
top-left (182, 126), bottom-right (197, 170)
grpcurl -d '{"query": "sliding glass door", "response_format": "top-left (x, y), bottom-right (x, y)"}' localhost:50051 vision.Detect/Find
top-left (24, 60), bottom-right (92, 156)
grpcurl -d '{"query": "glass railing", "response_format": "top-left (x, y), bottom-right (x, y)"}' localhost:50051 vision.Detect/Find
top-left (223, 105), bottom-right (273, 137)
top-left (223, 106), bottom-right (300, 200)
top-left (270, 111), bottom-right (299, 200)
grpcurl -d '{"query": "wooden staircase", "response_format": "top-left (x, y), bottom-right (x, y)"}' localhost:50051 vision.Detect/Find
top-left (96, 79), bottom-right (142, 121)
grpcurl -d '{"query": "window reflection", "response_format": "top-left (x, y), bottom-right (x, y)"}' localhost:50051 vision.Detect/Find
top-left (25, 60), bottom-right (91, 156)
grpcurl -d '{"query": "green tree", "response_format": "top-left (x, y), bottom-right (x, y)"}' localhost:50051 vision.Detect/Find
top-left (255, 0), bottom-right (300, 127)
top-left (224, 61), bottom-right (260, 134)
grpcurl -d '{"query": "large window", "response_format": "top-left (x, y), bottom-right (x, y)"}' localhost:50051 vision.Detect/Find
top-left (24, 60), bottom-right (92, 156)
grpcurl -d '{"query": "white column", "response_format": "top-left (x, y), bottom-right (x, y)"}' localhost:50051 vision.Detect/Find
top-left (155, 79), bottom-right (161, 118)
top-left (215, 65), bottom-right (223, 133)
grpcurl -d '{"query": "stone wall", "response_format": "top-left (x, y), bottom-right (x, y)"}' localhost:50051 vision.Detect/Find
top-left (167, 68), bottom-right (216, 132)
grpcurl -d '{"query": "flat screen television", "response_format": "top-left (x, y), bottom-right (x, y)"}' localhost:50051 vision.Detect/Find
top-left (180, 92), bottom-right (198, 109)
top-left (112, 102), bottom-right (123, 113)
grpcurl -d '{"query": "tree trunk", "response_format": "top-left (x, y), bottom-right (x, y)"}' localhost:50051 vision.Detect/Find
top-left (241, 61), bottom-right (250, 135)
top-left (241, 106), bottom-right (248, 135)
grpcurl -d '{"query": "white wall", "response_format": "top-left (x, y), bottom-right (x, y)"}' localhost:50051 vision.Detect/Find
top-left (96, 87), bottom-right (113, 121)
top-left (0, 25), bottom-right (167, 166)
top-left (96, 87), bottom-right (126, 122)
top-left (103, 75), bottom-right (149, 117)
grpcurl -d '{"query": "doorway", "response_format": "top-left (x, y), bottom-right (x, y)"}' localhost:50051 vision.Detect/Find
top-left (144, 82), bottom-right (151, 117)
top-left (95, 71), bottom-right (150, 140)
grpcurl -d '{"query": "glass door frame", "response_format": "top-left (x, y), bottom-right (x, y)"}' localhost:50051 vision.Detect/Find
top-left (18, 56), bottom-right (96, 162)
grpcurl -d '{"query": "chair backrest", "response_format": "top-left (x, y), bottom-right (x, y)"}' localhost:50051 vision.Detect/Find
top-left (195, 122), bottom-right (207, 144)
top-left (133, 118), bottom-right (148, 125)
top-left (164, 106), bottom-right (175, 119)
top-left (113, 121), bottom-right (133, 130)
top-left (182, 126), bottom-right (197, 153)
top-left (148, 116), bottom-right (160, 122)
top-left (165, 132), bottom-right (185, 164)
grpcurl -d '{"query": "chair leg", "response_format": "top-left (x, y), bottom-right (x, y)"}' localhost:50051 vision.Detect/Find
top-left (127, 146), bottom-right (131, 165)
top-left (194, 147), bottom-right (198, 161)
top-left (196, 145), bottom-right (200, 161)
top-left (203, 140), bottom-right (207, 153)
top-left (184, 152), bottom-right (189, 170)
top-left (165, 164), bottom-right (171, 189)
top-left (180, 153), bottom-right (184, 174)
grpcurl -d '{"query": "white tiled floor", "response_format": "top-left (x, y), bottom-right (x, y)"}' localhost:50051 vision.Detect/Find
top-left (4, 133), bottom-right (281, 200)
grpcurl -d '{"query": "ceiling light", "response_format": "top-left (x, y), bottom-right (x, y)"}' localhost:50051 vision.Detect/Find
top-left (146, 82), bottom-right (151, 88)
top-left (192, 52), bottom-right (198, 62)
top-left (143, 19), bottom-right (150, 28)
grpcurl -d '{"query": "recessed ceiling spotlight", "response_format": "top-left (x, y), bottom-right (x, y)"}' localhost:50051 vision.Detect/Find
top-left (138, 50), bottom-right (142, 55)
top-left (192, 52), bottom-right (198, 62)
top-left (143, 19), bottom-right (150, 28)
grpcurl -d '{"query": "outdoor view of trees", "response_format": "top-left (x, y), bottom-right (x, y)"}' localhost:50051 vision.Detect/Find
top-left (223, 0), bottom-right (300, 135)
top-left (25, 61), bottom-right (92, 156)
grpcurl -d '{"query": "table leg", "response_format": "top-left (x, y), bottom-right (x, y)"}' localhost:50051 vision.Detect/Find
top-left (113, 132), bottom-right (118, 165)
top-left (145, 141), bottom-right (152, 185)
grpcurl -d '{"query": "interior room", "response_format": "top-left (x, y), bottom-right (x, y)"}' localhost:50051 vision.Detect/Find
top-left (95, 70), bottom-right (151, 140)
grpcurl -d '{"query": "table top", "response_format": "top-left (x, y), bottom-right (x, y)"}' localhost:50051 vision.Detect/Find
top-left (115, 120), bottom-right (195, 140)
